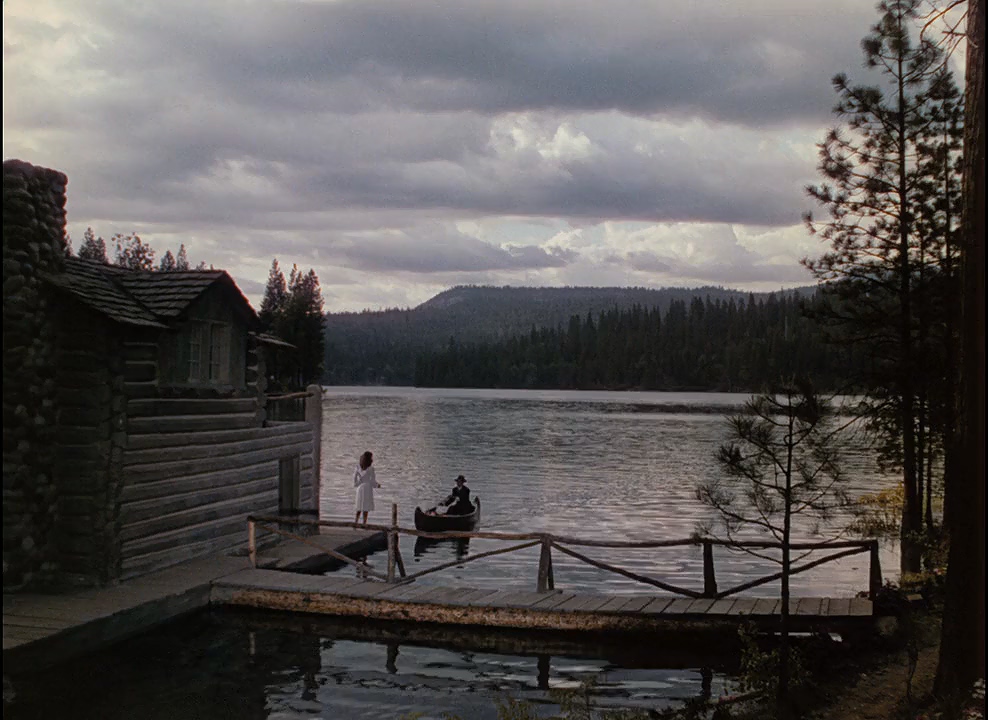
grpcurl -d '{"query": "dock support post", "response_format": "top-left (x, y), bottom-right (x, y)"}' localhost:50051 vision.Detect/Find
top-left (395, 546), bottom-right (406, 579)
top-left (869, 540), bottom-right (882, 598)
top-left (702, 540), bottom-right (718, 598)
top-left (387, 503), bottom-right (398, 582)
top-left (537, 538), bottom-right (554, 592)
top-left (248, 519), bottom-right (257, 568)
top-left (392, 503), bottom-right (406, 578)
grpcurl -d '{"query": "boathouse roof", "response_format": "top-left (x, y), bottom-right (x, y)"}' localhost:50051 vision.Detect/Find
top-left (46, 257), bottom-right (258, 328)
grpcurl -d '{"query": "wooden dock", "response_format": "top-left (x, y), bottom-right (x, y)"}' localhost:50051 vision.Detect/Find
top-left (2, 526), bottom-right (385, 671)
top-left (211, 567), bottom-right (873, 636)
top-left (4, 513), bottom-right (880, 673)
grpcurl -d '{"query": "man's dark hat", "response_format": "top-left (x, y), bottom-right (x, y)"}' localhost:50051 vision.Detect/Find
top-left (455, 475), bottom-right (466, 482)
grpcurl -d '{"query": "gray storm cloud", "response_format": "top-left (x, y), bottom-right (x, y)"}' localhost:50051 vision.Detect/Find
top-left (3, 0), bottom-right (880, 308)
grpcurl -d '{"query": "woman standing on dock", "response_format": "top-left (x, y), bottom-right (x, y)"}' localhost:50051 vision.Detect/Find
top-left (353, 451), bottom-right (380, 526)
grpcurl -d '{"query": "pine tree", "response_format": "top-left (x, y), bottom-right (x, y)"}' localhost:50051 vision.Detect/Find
top-left (158, 250), bottom-right (177, 272)
top-left (175, 244), bottom-right (190, 270)
top-left (77, 227), bottom-right (109, 263)
top-left (113, 233), bottom-right (155, 271)
top-left (259, 259), bottom-right (287, 333)
top-left (803, 0), bottom-right (953, 573)
top-left (297, 269), bottom-right (325, 385)
top-left (697, 381), bottom-right (849, 720)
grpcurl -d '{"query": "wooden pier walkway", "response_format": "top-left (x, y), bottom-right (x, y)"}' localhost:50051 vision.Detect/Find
top-left (4, 511), bottom-right (880, 672)
top-left (212, 567), bottom-right (873, 636)
top-left (2, 526), bottom-right (385, 671)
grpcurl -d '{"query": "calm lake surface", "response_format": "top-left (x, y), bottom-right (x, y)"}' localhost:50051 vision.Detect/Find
top-left (6, 388), bottom-right (898, 720)
top-left (320, 387), bottom-right (899, 597)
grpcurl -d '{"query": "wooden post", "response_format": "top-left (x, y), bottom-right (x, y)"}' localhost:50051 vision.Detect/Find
top-left (248, 519), bottom-right (257, 568)
top-left (869, 540), bottom-right (883, 598)
top-left (305, 384), bottom-right (323, 519)
top-left (702, 540), bottom-right (718, 598)
top-left (537, 537), bottom-right (554, 592)
top-left (386, 504), bottom-right (398, 582)
top-left (395, 548), bottom-right (407, 578)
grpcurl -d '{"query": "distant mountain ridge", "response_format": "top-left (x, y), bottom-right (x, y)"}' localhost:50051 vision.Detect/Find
top-left (323, 284), bottom-right (818, 385)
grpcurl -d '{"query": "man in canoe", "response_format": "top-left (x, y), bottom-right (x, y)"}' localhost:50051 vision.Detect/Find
top-left (440, 475), bottom-right (473, 515)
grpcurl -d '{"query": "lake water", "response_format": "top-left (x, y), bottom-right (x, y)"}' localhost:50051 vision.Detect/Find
top-left (5, 388), bottom-right (898, 720)
top-left (320, 387), bottom-right (898, 597)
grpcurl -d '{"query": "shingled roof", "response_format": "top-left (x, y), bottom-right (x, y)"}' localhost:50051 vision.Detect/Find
top-left (46, 258), bottom-right (257, 328)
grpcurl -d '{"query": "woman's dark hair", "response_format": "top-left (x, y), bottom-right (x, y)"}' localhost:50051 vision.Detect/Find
top-left (360, 451), bottom-right (373, 469)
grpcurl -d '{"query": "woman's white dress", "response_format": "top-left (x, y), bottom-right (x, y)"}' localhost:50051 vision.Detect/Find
top-left (354, 466), bottom-right (378, 512)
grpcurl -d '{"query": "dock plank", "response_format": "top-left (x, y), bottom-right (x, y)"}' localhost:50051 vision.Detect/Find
top-left (425, 587), bottom-right (480, 605)
top-left (313, 576), bottom-right (370, 593)
top-left (706, 598), bottom-right (737, 615)
top-left (849, 598), bottom-right (873, 616)
top-left (531, 593), bottom-right (578, 610)
top-left (685, 598), bottom-right (716, 615)
top-left (555, 594), bottom-right (609, 612)
top-left (751, 598), bottom-right (779, 615)
top-left (458, 588), bottom-right (512, 607)
top-left (495, 591), bottom-right (558, 608)
top-left (402, 586), bottom-right (459, 604)
top-left (444, 589), bottom-right (502, 606)
top-left (1, 615), bottom-right (73, 631)
top-left (617, 596), bottom-right (654, 613)
top-left (597, 596), bottom-right (637, 613)
top-left (827, 598), bottom-right (851, 616)
top-left (727, 598), bottom-right (759, 615)
top-left (380, 584), bottom-right (435, 602)
top-left (2, 626), bottom-right (53, 642)
top-left (640, 597), bottom-right (673, 614)
top-left (573, 595), bottom-right (617, 613)
top-left (796, 598), bottom-right (823, 616)
top-left (659, 598), bottom-right (695, 614)
top-left (338, 581), bottom-right (394, 598)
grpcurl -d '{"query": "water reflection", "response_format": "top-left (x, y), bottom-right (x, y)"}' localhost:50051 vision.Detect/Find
top-left (413, 536), bottom-right (471, 561)
top-left (4, 609), bottom-right (737, 720)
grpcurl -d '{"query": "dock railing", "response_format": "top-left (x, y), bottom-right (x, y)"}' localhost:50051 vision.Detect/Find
top-left (246, 507), bottom-right (883, 600)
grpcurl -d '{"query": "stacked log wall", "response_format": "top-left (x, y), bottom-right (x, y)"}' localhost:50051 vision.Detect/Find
top-left (117, 396), bottom-right (316, 579)
top-left (2, 160), bottom-right (68, 590)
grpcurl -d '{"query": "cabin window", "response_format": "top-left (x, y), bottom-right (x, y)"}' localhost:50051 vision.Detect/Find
top-left (188, 324), bottom-right (204, 380)
top-left (279, 455), bottom-right (301, 515)
top-left (186, 321), bottom-right (232, 384)
top-left (208, 324), bottom-right (230, 382)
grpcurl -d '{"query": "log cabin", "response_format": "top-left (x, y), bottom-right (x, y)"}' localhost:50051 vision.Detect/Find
top-left (3, 159), bottom-right (321, 591)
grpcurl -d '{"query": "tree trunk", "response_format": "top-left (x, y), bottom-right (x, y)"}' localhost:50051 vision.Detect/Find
top-left (778, 413), bottom-right (795, 720)
top-left (936, 0), bottom-right (986, 704)
top-left (895, 28), bottom-right (922, 576)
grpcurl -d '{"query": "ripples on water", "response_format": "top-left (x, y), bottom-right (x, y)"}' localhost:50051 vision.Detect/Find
top-left (5, 610), bottom-right (735, 720)
top-left (321, 387), bottom-right (899, 597)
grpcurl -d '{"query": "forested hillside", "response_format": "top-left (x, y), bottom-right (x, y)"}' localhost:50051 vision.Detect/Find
top-left (414, 292), bottom-right (849, 391)
top-left (323, 285), bottom-right (827, 388)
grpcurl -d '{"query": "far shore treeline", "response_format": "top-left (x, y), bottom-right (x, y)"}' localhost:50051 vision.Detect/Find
top-left (321, 285), bottom-right (854, 393)
top-left (412, 292), bottom-right (849, 392)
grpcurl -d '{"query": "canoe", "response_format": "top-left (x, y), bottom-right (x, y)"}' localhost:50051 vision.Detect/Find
top-left (414, 497), bottom-right (481, 532)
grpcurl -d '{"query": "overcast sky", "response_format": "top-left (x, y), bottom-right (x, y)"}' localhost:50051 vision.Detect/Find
top-left (2, 0), bottom-right (934, 311)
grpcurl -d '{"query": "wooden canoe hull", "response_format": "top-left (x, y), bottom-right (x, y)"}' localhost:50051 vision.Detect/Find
top-left (414, 498), bottom-right (481, 532)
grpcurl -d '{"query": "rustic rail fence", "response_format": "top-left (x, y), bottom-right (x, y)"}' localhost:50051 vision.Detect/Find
top-left (246, 507), bottom-right (883, 600)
